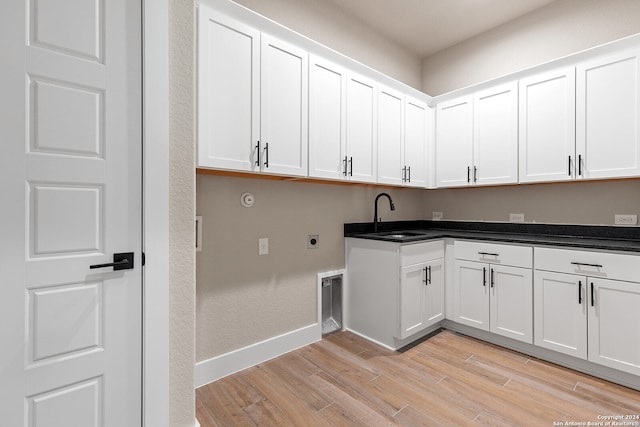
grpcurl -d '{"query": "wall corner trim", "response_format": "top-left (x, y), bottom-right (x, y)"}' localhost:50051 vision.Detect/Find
top-left (194, 323), bottom-right (321, 388)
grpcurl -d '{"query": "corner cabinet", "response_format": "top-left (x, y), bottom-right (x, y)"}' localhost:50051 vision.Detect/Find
top-left (197, 6), bottom-right (308, 177)
top-left (534, 247), bottom-right (640, 376)
top-left (346, 239), bottom-right (444, 350)
top-left (452, 240), bottom-right (533, 344)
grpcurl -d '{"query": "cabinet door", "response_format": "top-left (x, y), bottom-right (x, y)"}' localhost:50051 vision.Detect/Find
top-left (588, 278), bottom-right (640, 376)
top-left (260, 34), bottom-right (308, 177)
top-left (453, 260), bottom-right (489, 331)
top-left (424, 259), bottom-right (445, 326)
top-left (346, 72), bottom-right (377, 183)
top-left (436, 96), bottom-right (473, 187)
top-left (399, 262), bottom-right (428, 339)
top-left (577, 50), bottom-right (640, 179)
top-left (533, 271), bottom-right (587, 359)
top-left (519, 68), bottom-right (576, 183)
top-left (197, 9), bottom-right (260, 171)
top-left (473, 82), bottom-right (518, 186)
top-left (377, 86), bottom-right (404, 186)
top-left (489, 265), bottom-right (533, 344)
top-left (308, 56), bottom-right (347, 180)
top-left (404, 97), bottom-right (428, 188)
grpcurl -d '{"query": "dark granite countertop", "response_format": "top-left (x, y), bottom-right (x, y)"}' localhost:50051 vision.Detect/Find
top-left (344, 220), bottom-right (640, 253)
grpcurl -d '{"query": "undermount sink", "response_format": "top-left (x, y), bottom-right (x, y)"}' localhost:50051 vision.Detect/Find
top-left (378, 231), bottom-right (425, 239)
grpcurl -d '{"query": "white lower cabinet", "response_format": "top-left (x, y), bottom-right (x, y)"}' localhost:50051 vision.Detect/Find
top-left (534, 247), bottom-right (640, 376)
top-left (453, 241), bottom-right (533, 344)
top-left (399, 258), bottom-right (444, 339)
top-left (346, 238), bottom-right (444, 349)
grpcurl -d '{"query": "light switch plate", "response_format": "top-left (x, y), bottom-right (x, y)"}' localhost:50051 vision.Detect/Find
top-left (258, 237), bottom-right (269, 255)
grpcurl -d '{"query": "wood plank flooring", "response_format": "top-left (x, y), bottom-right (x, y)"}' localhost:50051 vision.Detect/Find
top-left (196, 330), bottom-right (640, 426)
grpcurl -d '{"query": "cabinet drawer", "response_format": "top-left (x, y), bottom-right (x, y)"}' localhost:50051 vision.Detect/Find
top-left (454, 240), bottom-right (532, 268)
top-left (400, 240), bottom-right (444, 266)
top-left (535, 247), bottom-right (640, 283)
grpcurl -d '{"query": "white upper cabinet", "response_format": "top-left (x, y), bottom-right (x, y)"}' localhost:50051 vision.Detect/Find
top-left (436, 83), bottom-right (517, 188)
top-left (197, 8), bottom-right (260, 172)
top-left (403, 97), bottom-right (429, 188)
top-left (576, 50), bottom-right (640, 180)
top-left (377, 85), bottom-right (404, 186)
top-left (308, 56), bottom-right (347, 180)
top-left (346, 72), bottom-right (378, 183)
top-left (197, 8), bottom-right (308, 177)
top-left (519, 68), bottom-right (576, 183)
top-left (436, 96), bottom-right (473, 187)
top-left (473, 82), bottom-right (518, 186)
top-left (260, 35), bottom-right (309, 177)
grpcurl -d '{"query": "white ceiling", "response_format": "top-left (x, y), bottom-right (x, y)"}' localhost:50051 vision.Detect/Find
top-left (324, 0), bottom-right (559, 58)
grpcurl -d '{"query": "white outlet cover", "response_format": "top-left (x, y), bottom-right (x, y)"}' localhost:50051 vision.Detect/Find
top-left (615, 214), bottom-right (638, 225)
top-left (510, 213), bottom-right (525, 222)
top-left (432, 212), bottom-right (443, 221)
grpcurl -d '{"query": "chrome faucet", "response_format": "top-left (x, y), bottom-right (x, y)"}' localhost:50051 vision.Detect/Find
top-left (373, 193), bottom-right (395, 233)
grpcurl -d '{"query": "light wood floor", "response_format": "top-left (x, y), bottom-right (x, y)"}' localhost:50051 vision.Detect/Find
top-left (196, 330), bottom-right (640, 426)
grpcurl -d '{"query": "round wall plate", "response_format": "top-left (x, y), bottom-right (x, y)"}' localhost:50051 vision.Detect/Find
top-left (240, 192), bottom-right (255, 208)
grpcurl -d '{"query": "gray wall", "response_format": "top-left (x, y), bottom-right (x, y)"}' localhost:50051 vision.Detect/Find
top-left (422, 0), bottom-right (640, 96)
top-left (169, 0), bottom-right (196, 425)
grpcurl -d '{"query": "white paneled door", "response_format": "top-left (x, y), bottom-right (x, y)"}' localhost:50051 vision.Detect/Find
top-left (0, 1), bottom-right (142, 426)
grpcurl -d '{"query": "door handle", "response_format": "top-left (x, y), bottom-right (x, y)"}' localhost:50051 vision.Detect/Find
top-left (428, 265), bottom-right (431, 284)
top-left (255, 141), bottom-right (261, 166)
top-left (402, 166), bottom-right (407, 182)
top-left (591, 282), bottom-right (595, 307)
top-left (473, 166), bottom-right (477, 183)
top-left (482, 267), bottom-right (486, 287)
top-left (578, 154), bottom-right (582, 176)
top-left (90, 252), bottom-right (134, 271)
top-left (349, 157), bottom-right (353, 176)
top-left (568, 155), bottom-right (572, 176)
top-left (264, 142), bottom-right (269, 168)
top-left (467, 166), bottom-right (470, 183)
top-left (490, 268), bottom-right (495, 288)
top-left (423, 267), bottom-right (428, 285)
top-left (343, 156), bottom-right (348, 176)
top-left (578, 280), bottom-right (582, 304)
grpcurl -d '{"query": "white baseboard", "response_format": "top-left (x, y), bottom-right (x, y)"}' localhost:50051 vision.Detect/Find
top-left (194, 323), bottom-right (321, 388)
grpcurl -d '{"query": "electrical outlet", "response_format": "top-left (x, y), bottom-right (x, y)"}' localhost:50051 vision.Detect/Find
top-left (307, 234), bottom-right (319, 249)
top-left (258, 237), bottom-right (269, 255)
top-left (615, 214), bottom-right (637, 225)
top-left (432, 212), bottom-right (443, 221)
top-left (510, 213), bottom-right (525, 222)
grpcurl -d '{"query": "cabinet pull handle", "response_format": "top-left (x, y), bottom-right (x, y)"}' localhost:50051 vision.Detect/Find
top-left (473, 166), bottom-right (477, 183)
top-left (264, 142), bottom-right (269, 168)
top-left (482, 267), bottom-right (486, 287)
top-left (423, 267), bottom-right (428, 285)
top-left (490, 268), bottom-right (495, 288)
top-left (568, 155), bottom-right (572, 176)
top-left (478, 252), bottom-right (499, 257)
top-left (578, 280), bottom-right (582, 304)
top-left (255, 141), bottom-right (261, 166)
top-left (570, 262), bottom-right (603, 268)
top-left (578, 154), bottom-right (582, 176)
top-left (407, 166), bottom-right (411, 183)
top-left (428, 265), bottom-right (432, 284)
top-left (343, 156), bottom-right (348, 176)
top-left (591, 282), bottom-right (595, 307)
top-left (349, 157), bottom-right (353, 176)
top-left (402, 166), bottom-right (407, 182)
top-left (467, 166), bottom-right (470, 183)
